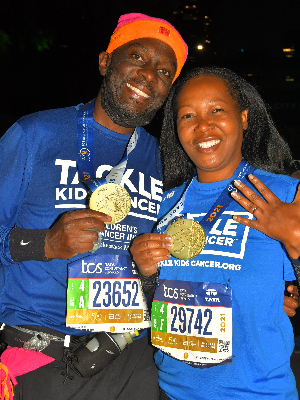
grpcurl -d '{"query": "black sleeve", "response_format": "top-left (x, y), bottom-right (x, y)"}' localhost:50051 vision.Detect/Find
top-left (9, 227), bottom-right (53, 262)
top-left (288, 254), bottom-right (300, 287)
top-left (138, 271), bottom-right (159, 312)
top-left (291, 262), bottom-right (300, 288)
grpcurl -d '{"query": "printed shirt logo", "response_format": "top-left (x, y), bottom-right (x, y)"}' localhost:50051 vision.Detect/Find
top-left (193, 211), bottom-right (253, 259)
top-left (20, 240), bottom-right (30, 246)
top-left (54, 158), bottom-right (163, 252)
top-left (54, 158), bottom-right (163, 217)
top-left (162, 211), bottom-right (252, 266)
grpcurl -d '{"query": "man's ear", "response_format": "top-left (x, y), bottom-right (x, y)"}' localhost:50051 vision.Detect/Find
top-left (99, 52), bottom-right (110, 76)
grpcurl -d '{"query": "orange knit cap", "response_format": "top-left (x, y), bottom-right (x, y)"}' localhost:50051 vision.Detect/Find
top-left (106, 13), bottom-right (188, 82)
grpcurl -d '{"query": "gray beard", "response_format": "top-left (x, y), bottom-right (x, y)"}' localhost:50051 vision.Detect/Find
top-left (100, 73), bottom-right (160, 129)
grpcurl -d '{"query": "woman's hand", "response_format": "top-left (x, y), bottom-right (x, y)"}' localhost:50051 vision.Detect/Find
top-left (284, 285), bottom-right (299, 317)
top-left (130, 233), bottom-right (173, 276)
top-left (231, 175), bottom-right (300, 259)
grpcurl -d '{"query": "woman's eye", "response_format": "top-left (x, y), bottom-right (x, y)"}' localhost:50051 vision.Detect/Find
top-left (181, 113), bottom-right (193, 119)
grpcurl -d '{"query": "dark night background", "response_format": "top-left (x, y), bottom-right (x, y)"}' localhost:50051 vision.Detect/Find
top-left (1, 0), bottom-right (299, 161)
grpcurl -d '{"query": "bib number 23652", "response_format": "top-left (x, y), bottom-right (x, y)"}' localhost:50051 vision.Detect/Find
top-left (66, 254), bottom-right (150, 333)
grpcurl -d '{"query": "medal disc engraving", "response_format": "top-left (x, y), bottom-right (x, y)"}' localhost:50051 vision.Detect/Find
top-left (89, 183), bottom-right (131, 224)
top-left (166, 218), bottom-right (206, 259)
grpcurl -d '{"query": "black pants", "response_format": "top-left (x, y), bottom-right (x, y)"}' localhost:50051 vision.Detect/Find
top-left (160, 389), bottom-right (171, 400)
top-left (6, 335), bottom-right (159, 400)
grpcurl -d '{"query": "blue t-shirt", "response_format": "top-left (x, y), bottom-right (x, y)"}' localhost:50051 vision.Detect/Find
top-left (154, 169), bottom-right (298, 399)
top-left (0, 104), bottom-right (163, 335)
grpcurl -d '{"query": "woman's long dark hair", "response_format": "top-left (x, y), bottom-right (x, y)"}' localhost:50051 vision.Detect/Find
top-left (160, 66), bottom-right (295, 191)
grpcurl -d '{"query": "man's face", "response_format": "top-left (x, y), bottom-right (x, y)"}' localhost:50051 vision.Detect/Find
top-left (100, 38), bottom-right (177, 128)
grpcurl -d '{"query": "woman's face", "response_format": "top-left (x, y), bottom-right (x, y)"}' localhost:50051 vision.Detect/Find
top-left (177, 75), bottom-right (248, 183)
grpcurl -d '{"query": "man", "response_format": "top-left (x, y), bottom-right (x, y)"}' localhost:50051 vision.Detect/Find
top-left (0, 13), bottom-right (187, 400)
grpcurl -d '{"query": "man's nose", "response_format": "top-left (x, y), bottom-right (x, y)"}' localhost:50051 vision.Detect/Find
top-left (137, 64), bottom-right (158, 84)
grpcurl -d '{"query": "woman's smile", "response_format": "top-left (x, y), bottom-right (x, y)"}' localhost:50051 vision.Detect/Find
top-left (177, 75), bottom-right (248, 183)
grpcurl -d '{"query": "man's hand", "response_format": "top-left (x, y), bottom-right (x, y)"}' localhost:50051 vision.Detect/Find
top-left (284, 285), bottom-right (299, 317)
top-left (45, 209), bottom-right (111, 259)
top-left (130, 233), bottom-right (173, 276)
top-left (231, 175), bottom-right (300, 259)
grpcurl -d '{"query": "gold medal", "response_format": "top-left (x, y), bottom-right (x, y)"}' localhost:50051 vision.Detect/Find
top-left (166, 218), bottom-right (206, 259)
top-left (89, 183), bottom-right (131, 224)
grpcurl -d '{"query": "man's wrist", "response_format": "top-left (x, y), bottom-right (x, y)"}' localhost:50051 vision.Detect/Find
top-left (9, 228), bottom-right (53, 262)
top-left (289, 256), bottom-right (300, 287)
top-left (138, 271), bottom-right (159, 287)
top-left (138, 271), bottom-right (158, 312)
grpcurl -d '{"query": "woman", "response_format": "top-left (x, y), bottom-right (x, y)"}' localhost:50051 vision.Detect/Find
top-left (131, 67), bottom-right (298, 399)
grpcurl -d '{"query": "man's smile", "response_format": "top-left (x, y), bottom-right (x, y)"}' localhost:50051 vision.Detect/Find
top-left (126, 83), bottom-right (150, 99)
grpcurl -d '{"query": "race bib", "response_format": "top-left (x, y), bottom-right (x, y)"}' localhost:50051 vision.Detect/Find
top-left (66, 254), bottom-right (151, 332)
top-left (151, 280), bottom-right (232, 368)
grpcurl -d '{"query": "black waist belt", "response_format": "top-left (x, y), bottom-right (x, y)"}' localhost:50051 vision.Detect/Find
top-left (1, 324), bottom-right (79, 360)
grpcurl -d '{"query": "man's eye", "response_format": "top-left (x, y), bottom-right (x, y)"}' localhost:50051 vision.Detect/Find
top-left (213, 108), bottom-right (224, 113)
top-left (159, 69), bottom-right (171, 78)
top-left (132, 53), bottom-right (143, 61)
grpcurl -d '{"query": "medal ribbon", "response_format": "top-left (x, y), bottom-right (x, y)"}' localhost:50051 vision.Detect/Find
top-left (157, 159), bottom-right (255, 235)
top-left (77, 100), bottom-right (138, 191)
